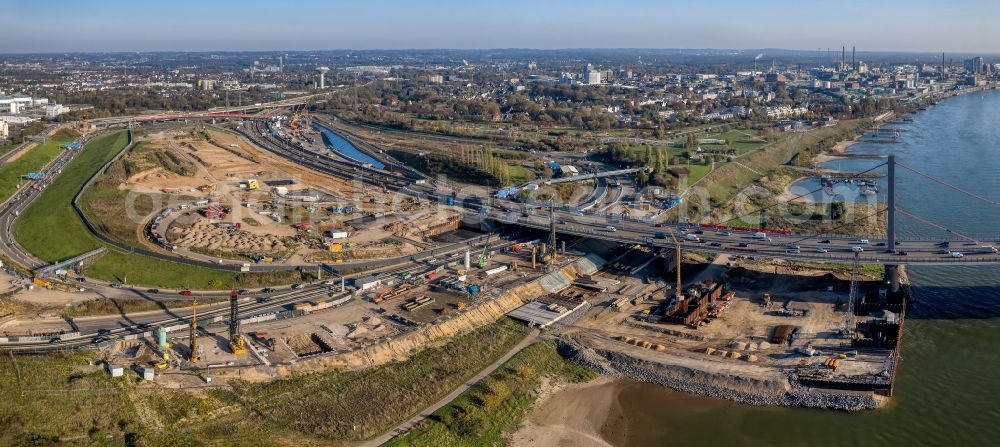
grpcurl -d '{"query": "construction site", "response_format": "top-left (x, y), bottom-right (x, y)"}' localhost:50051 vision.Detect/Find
top-left (549, 240), bottom-right (908, 409)
top-left (90, 124), bottom-right (468, 265)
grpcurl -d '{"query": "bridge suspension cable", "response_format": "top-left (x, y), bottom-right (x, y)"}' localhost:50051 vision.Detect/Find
top-left (895, 161), bottom-right (998, 205)
top-left (894, 207), bottom-right (980, 243)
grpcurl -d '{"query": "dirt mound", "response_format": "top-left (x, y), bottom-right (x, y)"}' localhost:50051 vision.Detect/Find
top-left (170, 219), bottom-right (288, 253)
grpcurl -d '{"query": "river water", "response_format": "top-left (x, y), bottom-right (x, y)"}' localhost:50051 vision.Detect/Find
top-left (604, 90), bottom-right (1000, 446)
top-left (313, 123), bottom-right (386, 169)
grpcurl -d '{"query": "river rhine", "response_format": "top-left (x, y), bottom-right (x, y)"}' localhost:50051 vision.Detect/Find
top-left (601, 89), bottom-right (1000, 446)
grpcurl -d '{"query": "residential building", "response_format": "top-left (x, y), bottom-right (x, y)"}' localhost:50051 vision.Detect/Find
top-left (584, 64), bottom-right (602, 85)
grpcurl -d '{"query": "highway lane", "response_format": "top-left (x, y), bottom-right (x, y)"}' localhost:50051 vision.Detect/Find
top-left (0, 134), bottom-right (91, 270)
top-left (500, 205), bottom-right (1000, 265)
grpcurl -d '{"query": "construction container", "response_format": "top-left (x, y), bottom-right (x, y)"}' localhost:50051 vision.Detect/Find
top-left (327, 230), bottom-right (349, 239)
top-left (142, 368), bottom-right (155, 381)
top-left (107, 364), bottom-right (124, 377)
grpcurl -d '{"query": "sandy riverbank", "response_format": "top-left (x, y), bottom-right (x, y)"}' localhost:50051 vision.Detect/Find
top-left (508, 376), bottom-right (619, 447)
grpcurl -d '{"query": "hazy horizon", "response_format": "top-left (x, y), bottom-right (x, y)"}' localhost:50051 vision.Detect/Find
top-left (2, 0), bottom-right (998, 54)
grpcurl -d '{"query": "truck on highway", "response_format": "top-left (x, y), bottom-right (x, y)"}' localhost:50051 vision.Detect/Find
top-left (686, 234), bottom-right (700, 242)
top-left (752, 232), bottom-right (767, 240)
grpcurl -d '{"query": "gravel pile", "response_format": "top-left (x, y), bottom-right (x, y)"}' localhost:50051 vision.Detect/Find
top-left (556, 338), bottom-right (881, 412)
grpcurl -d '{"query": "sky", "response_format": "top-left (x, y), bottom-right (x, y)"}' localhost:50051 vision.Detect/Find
top-left (1, 0), bottom-right (998, 53)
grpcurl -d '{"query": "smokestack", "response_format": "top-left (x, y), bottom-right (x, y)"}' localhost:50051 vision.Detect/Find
top-left (852, 46), bottom-right (856, 67)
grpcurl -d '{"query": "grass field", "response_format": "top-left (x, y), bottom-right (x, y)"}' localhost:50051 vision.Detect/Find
top-left (0, 129), bottom-right (78, 203)
top-left (506, 164), bottom-right (535, 183)
top-left (386, 340), bottom-right (596, 447)
top-left (13, 130), bottom-right (302, 289)
top-left (14, 131), bottom-right (128, 261)
top-left (0, 351), bottom-right (139, 446)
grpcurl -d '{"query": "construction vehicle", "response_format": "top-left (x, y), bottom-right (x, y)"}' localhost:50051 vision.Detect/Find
top-left (229, 290), bottom-right (247, 355)
top-left (476, 235), bottom-right (492, 269)
top-left (246, 179), bottom-right (259, 190)
top-left (762, 292), bottom-right (772, 307)
top-left (32, 277), bottom-right (53, 289)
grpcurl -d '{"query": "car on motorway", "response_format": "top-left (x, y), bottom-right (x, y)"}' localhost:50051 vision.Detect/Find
top-left (820, 239), bottom-right (831, 244)
top-left (710, 242), bottom-right (722, 247)
top-left (787, 248), bottom-right (801, 254)
top-left (654, 231), bottom-right (667, 239)
top-left (788, 244), bottom-right (800, 251)
top-left (291, 283), bottom-right (304, 290)
top-left (261, 287), bottom-right (276, 293)
top-left (897, 251), bottom-right (908, 256)
top-left (721, 231), bottom-right (732, 236)
top-left (816, 247), bottom-right (829, 253)
top-left (685, 234), bottom-right (701, 242)
top-left (738, 242), bottom-right (750, 247)
top-left (851, 246), bottom-right (864, 253)
top-left (654, 223), bottom-right (664, 227)
top-left (146, 288), bottom-right (160, 294)
top-left (605, 226), bottom-right (617, 232)
top-left (857, 239), bottom-right (869, 244)
top-left (179, 290), bottom-right (193, 296)
top-left (256, 296), bottom-right (271, 303)
top-left (110, 283), bottom-right (123, 289)
top-left (937, 248), bottom-right (950, 254)
top-left (951, 252), bottom-right (964, 258)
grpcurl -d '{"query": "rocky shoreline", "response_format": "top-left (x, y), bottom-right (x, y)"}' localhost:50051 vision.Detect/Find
top-left (557, 338), bottom-right (883, 412)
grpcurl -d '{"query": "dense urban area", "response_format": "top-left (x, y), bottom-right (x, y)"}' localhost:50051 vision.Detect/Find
top-left (2, 47), bottom-right (999, 446)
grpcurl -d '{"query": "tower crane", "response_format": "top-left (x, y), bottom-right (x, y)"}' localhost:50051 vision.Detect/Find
top-left (189, 297), bottom-right (199, 363)
top-left (843, 252), bottom-right (861, 337)
top-left (665, 230), bottom-right (684, 301)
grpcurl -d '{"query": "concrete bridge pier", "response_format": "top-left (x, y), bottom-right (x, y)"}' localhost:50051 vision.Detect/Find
top-left (885, 264), bottom-right (901, 294)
